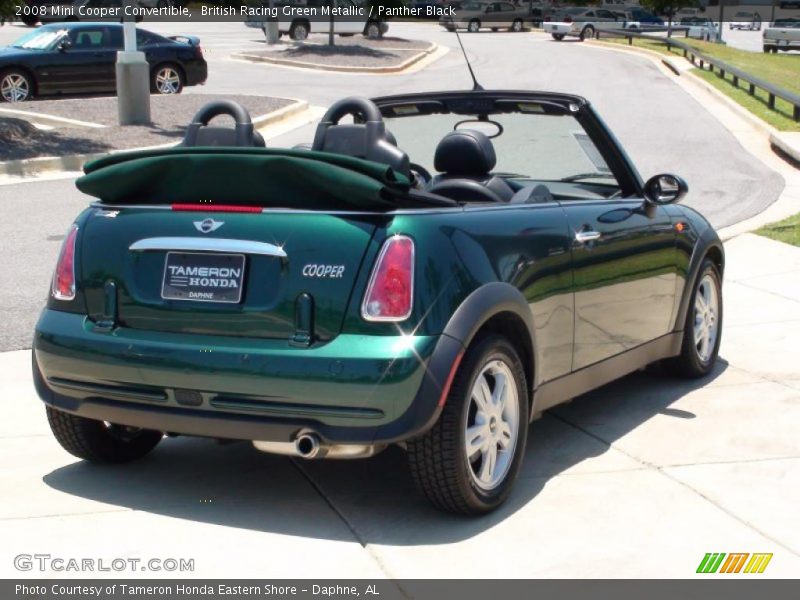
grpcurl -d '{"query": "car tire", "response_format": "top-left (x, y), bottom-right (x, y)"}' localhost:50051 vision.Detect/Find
top-left (46, 406), bottom-right (163, 464)
top-left (468, 19), bottom-right (481, 33)
top-left (0, 69), bottom-right (34, 103)
top-left (21, 14), bottom-right (38, 26)
top-left (580, 25), bottom-right (595, 41)
top-left (511, 19), bottom-right (523, 32)
top-left (551, 33), bottom-right (565, 40)
top-left (407, 334), bottom-right (529, 515)
top-left (364, 21), bottom-right (381, 39)
top-left (290, 20), bottom-right (310, 41)
top-left (491, 27), bottom-right (498, 32)
top-left (151, 64), bottom-right (184, 95)
top-left (663, 259), bottom-right (723, 378)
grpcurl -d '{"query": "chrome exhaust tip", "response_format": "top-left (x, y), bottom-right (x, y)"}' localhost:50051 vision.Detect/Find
top-left (295, 433), bottom-right (321, 459)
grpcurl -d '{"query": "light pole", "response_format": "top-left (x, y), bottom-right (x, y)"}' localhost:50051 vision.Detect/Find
top-left (116, 1), bottom-right (151, 125)
top-left (264, 0), bottom-right (280, 45)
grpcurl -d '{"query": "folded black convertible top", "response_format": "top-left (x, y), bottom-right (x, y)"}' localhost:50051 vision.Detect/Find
top-left (76, 147), bottom-right (451, 211)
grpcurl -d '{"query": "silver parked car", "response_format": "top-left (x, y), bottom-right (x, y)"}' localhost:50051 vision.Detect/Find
top-left (440, 1), bottom-right (530, 33)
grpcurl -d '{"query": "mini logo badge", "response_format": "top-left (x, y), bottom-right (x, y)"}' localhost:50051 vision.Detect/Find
top-left (194, 218), bottom-right (224, 234)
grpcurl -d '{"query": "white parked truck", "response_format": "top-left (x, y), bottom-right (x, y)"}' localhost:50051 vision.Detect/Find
top-left (763, 18), bottom-right (800, 53)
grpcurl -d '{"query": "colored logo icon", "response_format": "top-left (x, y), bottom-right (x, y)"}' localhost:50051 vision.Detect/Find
top-left (697, 553), bottom-right (773, 574)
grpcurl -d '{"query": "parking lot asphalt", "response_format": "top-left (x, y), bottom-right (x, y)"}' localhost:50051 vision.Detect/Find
top-left (1, 232), bottom-right (798, 578)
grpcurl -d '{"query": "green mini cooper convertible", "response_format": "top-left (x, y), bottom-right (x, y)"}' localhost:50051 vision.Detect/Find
top-left (33, 92), bottom-right (723, 515)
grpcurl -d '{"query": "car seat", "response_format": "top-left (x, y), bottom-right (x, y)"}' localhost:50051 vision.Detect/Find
top-left (427, 130), bottom-right (514, 203)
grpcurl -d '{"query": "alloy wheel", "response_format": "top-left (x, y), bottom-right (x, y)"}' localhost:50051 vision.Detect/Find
top-left (693, 273), bottom-right (720, 362)
top-left (155, 67), bottom-right (181, 94)
top-left (293, 24), bottom-right (309, 40)
top-left (464, 359), bottom-right (520, 491)
top-left (1, 73), bottom-right (30, 103)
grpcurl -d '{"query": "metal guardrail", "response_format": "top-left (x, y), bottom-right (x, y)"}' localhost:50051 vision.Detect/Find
top-left (594, 27), bottom-right (800, 122)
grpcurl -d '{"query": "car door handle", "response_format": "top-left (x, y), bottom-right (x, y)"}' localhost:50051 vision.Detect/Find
top-left (575, 230), bottom-right (602, 244)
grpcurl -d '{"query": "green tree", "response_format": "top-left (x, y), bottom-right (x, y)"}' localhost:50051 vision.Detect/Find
top-left (641, 0), bottom-right (701, 23)
top-left (640, 0), bottom-right (700, 35)
top-left (1, 0), bottom-right (22, 25)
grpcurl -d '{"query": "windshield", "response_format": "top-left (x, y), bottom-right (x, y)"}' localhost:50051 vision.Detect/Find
top-left (384, 111), bottom-right (617, 186)
top-left (11, 28), bottom-right (67, 50)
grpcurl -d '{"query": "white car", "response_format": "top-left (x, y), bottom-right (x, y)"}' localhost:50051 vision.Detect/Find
top-left (729, 11), bottom-right (762, 32)
top-left (681, 17), bottom-right (720, 42)
top-left (245, 0), bottom-right (387, 41)
top-left (543, 7), bottom-right (626, 41)
top-left (763, 18), bottom-right (800, 53)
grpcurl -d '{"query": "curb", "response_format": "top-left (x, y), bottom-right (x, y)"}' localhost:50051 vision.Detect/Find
top-left (0, 99), bottom-right (309, 180)
top-left (0, 107), bottom-right (104, 129)
top-left (232, 43), bottom-right (439, 74)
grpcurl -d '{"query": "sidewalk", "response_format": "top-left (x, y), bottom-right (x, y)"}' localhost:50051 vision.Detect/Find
top-left (0, 234), bottom-right (798, 578)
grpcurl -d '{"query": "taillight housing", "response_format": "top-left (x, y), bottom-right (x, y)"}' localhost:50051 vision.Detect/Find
top-left (361, 235), bottom-right (414, 322)
top-left (564, 16), bottom-right (572, 23)
top-left (51, 224), bottom-right (78, 301)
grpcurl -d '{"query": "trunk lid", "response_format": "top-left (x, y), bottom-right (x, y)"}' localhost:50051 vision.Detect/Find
top-left (80, 207), bottom-right (379, 341)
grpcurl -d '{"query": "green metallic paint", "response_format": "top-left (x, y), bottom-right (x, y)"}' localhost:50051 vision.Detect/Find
top-left (35, 309), bottom-right (437, 428)
top-left (33, 90), bottom-right (723, 446)
top-left (80, 209), bottom-right (380, 341)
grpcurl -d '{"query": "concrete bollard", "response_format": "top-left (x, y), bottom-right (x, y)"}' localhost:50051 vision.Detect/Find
top-left (116, 51), bottom-right (151, 126)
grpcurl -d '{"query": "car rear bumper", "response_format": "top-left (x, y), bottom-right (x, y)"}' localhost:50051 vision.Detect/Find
top-left (185, 60), bottom-right (208, 86)
top-left (33, 309), bottom-right (464, 445)
top-left (543, 23), bottom-right (576, 35)
top-left (764, 40), bottom-right (800, 49)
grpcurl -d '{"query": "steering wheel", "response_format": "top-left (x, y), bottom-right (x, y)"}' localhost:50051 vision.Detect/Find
top-left (182, 100), bottom-right (259, 147)
top-left (427, 179), bottom-right (505, 203)
top-left (409, 162), bottom-right (432, 186)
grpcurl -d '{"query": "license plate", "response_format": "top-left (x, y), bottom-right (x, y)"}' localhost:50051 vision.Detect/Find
top-left (161, 252), bottom-right (245, 303)
top-left (779, 39), bottom-right (789, 46)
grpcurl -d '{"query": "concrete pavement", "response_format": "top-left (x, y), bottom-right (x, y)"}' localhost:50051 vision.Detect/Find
top-left (1, 232), bottom-right (798, 578)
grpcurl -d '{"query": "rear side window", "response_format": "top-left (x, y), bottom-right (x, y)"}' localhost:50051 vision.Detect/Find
top-left (69, 28), bottom-right (109, 48)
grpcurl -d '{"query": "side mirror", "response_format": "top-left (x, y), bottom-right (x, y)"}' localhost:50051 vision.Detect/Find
top-left (643, 173), bottom-right (688, 205)
top-left (58, 39), bottom-right (72, 52)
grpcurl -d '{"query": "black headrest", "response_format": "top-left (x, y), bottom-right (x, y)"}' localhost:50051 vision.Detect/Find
top-left (434, 130), bottom-right (496, 175)
top-left (311, 97), bottom-right (409, 176)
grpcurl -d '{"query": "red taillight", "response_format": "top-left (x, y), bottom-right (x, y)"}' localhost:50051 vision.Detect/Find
top-left (52, 224), bottom-right (78, 301)
top-left (361, 235), bottom-right (414, 322)
top-left (564, 16), bottom-right (572, 23)
top-left (195, 45), bottom-right (203, 59)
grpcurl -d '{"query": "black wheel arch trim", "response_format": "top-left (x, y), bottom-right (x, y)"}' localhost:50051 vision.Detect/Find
top-left (441, 282), bottom-right (537, 392)
top-left (673, 227), bottom-right (724, 333)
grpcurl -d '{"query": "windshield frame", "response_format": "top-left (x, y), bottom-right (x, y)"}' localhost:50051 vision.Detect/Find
top-left (371, 90), bottom-right (645, 198)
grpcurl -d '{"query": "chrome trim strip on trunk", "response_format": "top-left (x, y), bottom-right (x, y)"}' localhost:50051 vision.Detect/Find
top-left (129, 237), bottom-right (288, 258)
